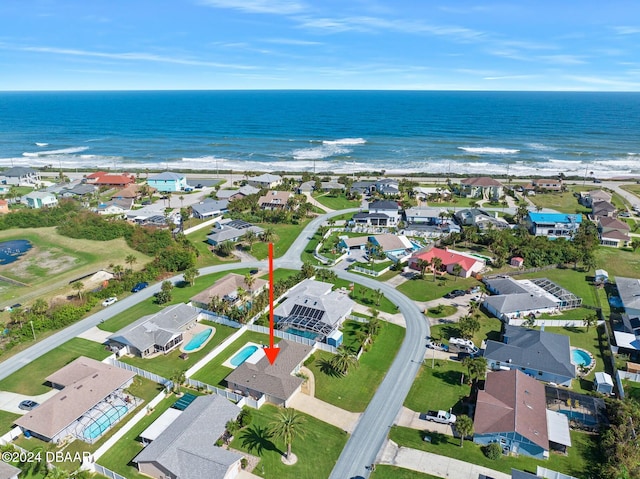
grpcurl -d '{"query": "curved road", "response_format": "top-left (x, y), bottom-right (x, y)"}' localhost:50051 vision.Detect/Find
top-left (0, 207), bottom-right (430, 479)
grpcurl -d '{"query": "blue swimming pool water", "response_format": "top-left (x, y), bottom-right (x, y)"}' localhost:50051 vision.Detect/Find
top-left (230, 345), bottom-right (259, 367)
top-left (609, 296), bottom-right (623, 308)
top-left (184, 328), bottom-right (213, 351)
top-left (572, 349), bottom-right (592, 367)
top-left (284, 327), bottom-right (319, 341)
top-left (82, 405), bottom-right (127, 440)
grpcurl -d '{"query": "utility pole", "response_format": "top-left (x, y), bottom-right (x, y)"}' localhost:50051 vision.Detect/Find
top-left (30, 320), bottom-right (36, 341)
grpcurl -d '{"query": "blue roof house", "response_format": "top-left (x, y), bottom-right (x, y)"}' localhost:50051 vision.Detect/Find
top-left (147, 172), bottom-right (188, 192)
top-left (526, 212), bottom-right (582, 240)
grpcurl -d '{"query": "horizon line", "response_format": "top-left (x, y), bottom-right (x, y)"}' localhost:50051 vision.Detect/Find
top-left (1, 88), bottom-right (639, 93)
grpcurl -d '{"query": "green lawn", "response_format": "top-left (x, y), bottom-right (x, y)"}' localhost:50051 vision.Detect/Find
top-left (186, 227), bottom-right (240, 268)
top-left (0, 409), bottom-right (20, 434)
top-left (527, 191), bottom-right (590, 214)
top-left (622, 379), bottom-right (640, 401)
top-left (99, 269), bottom-right (251, 333)
top-left (252, 219), bottom-right (312, 260)
top-left (121, 321), bottom-right (237, 378)
top-left (332, 278), bottom-right (397, 314)
top-left (538, 307), bottom-right (595, 321)
top-left (516, 267), bottom-right (598, 307)
top-left (425, 305), bottom-right (458, 318)
top-left (230, 404), bottom-right (348, 479)
top-left (377, 268), bottom-right (402, 282)
top-left (372, 466), bottom-right (441, 479)
top-left (397, 276), bottom-right (482, 302)
top-left (0, 338), bottom-right (111, 395)
top-left (259, 268), bottom-right (302, 283)
top-left (594, 248), bottom-right (640, 278)
top-left (191, 331), bottom-right (273, 387)
top-left (404, 362), bottom-right (471, 414)
top-left (300, 230), bottom-right (324, 265)
top-left (620, 184), bottom-right (640, 200)
top-left (98, 395), bottom-right (177, 479)
top-left (429, 314), bottom-right (502, 350)
top-left (312, 192), bottom-right (361, 210)
top-left (305, 321), bottom-right (405, 412)
top-left (389, 426), bottom-right (600, 479)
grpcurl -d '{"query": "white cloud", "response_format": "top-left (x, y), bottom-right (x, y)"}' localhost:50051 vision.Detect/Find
top-left (539, 54), bottom-right (587, 65)
top-left (198, 0), bottom-right (305, 15)
top-left (264, 38), bottom-right (323, 46)
top-left (612, 26), bottom-right (640, 35)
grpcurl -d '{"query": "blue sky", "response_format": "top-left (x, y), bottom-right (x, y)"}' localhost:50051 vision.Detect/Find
top-left (1, 1), bottom-right (640, 90)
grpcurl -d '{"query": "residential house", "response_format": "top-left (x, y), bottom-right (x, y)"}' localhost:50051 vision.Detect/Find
top-left (216, 185), bottom-right (260, 201)
top-left (206, 219), bottom-right (263, 246)
top-left (22, 191), bottom-right (58, 209)
top-left (373, 179), bottom-right (400, 196)
top-left (454, 208), bottom-right (509, 230)
top-left (0, 199), bottom-right (9, 214)
top-left (339, 236), bottom-right (369, 251)
top-left (532, 178), bottom-right (563, 192)
top-left (147, 172), bottom-right (188, 192)
top-left (190, 273), bottom-right (267, 310)
top-left (368, 233), bottom-right (416, 261)
top-left (59, 183), bottom-right (97, 199)
top-left (257, 190), bottom-right (293, 210)
top-left (484, 325), bottom-right (576, 386)
top-left (274, 278), bottom-right (354, 342)
top-left (0, 166), bottom-right (40, 186)
top-left (591, 200), bottom-right (617, 218)
top-left (474, 369), bottom-right (571, 459)
top-left (97, 198), bottom-right (133, 216)
top-left (297, 181), bottom-right (315, 194)
top-left (321, 181), bottom-right (345, 192)
top-left (191, 199), bottom-right (229, 219)
top-left (225, 340), bottom-right (313, 406)
top-left (404, 206), bottom-right (449, 225)
top-left (412, 186), bottom-right (451, 202)
top-left (350, 180), bottom-right (376, 196)
top-left (111, 184), bottom-right (153, 201)
top-left (526, 212), bottom-right (582, 239)
top-left (482, 276), bottom-right (581, 323)
top-left (612, 276), bottom-right (640, 357)
top-left (85, 172), bottom-right (136, 187)
top-left (0, 461), bottom-right (20, 479)
top-left (107, 303), bottom-right (201, 357)
top-left (134, 395), bottom-right (243, 479)
top-left (580, 189), bottom-right (612, 207)
top-left (14, 357), bottom-right (135, 443)
top-left (408, 247), bottom-right (485, 278)
top-left (598, 216), bottom-right (630, 248)
top-left (247, 173), bottom-right (282, 189)
top-left (352, 200), bottom-right (400, 227)
top-left (459, 177), bottom-right (504, 200)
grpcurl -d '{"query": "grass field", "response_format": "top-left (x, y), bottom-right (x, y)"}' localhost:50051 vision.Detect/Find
top-left (186, 226), bottom-right (240, 268)
top-left (0, 410), bottom-right (20, 435)
top-left (333, 278), bottom-right (397, 314)
top-left (397, 276), bottom-right (482, 302)
top-left (98, 269), bottom-right (251, 333)
top-left (191, 330), bottom-right (273, 387)
top-left (230, 404), bottom-right (349, 479)
top-left (404, 361), bottom-right (471, 413)
top-left (259, 268), bottom-right (301, 283)
top-left (372, 465), bottom-right (441, 479)
top-left (620, 184), bottom-right (640, 199)
top-left (313, 192), bottom-right (361, 210)
top-left (121, 321), bottom-right (237, 378)
top-left (594, 248), bottom-right (640, 277)
top-left (429, 314), bottom-right (502, 352)
top-left (425, 305), bottom-right (458, 318)
top-left (305, 321), bottom-right (405, 412)
top-left (516, 267), bottom-right (598, 307)
top-left (0, 337), bottom-right (111, 395)
top-left (0, 227), bottom-right (151, 305)
top-left (390, 426), bottom-right (600, 478)
top-left (527, 191), bottom-right (591, 214)
top-left (252, 218), bottom-right (312, 260)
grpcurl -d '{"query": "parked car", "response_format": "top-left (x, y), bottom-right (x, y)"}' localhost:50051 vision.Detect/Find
top-left (420, 410), bottom-right (457, 424)
top-left (195, 184), bottom-right (204, 189)
top-left (131, 282), bottom-right (149, 293)
top-left (444, 289), bottom-right (466, 299)
top-left (102, 297), bottom-right (118, 307)
top-left (249, 269), bottom-right (259, 275)
top-left (467, 286), bottom-right (481, 294)
top-left (426, 340), bottom-right (449, 352)
top-left (18, 400), bottom-right (39, 411)
top-left (183, 186), bottom-right (194, 192)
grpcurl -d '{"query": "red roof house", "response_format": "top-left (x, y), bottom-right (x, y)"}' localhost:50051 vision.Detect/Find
top-left (85, 172), bottom-right (135, 187)
top-left (408, 247), bottom-right (485, 278)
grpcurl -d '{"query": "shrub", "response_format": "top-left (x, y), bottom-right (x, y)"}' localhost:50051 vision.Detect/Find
top-left (237, 407), bottom-right (252, 428)
top-left (483, 442), bottom-right (503, 460)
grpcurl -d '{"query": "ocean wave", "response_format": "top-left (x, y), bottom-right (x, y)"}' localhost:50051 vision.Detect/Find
top-left (292, 145), bottom-right (351, 160)
top-left (322, 138), bottom-right (366, 146)
top-left (22, 146), bottom-right (89, 157)
top-left (35, 142), bottom-right (48, 147)
top-left (458, 147), bottom-right (520, 154)
top-left (526, 143), bottom-right (556, 151)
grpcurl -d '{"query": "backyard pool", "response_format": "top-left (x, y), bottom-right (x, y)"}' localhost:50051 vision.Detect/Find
top-left (230, 345), bottom-right (259, 367)
top-left (284, 327), bottom-right (318, 341)
top-left (82, 405), bottom-right (128, 440)
top-left (183, 328), bottom-right (213, 352)
top-left (572, 348), bottom-right (593, 368)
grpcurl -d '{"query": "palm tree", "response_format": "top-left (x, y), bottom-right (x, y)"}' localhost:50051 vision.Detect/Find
top-left (430, 257), bottom-right (443, 282)
top-left (72, 281), bottom-right (84, 300)
top-left (416, 259), bottom-right (429, 279)
top-left (330, 346), bottom-right (359, 376)
top-left (112, 264), bottom-right (124, 280)
top-left (183, 267), bottom-right (200, 286)
top-left (45, 466), bottom-right (70, 479)
top-left (243, 230), bottom-right (258, 252)
top-left (125, 254), bottom-right (137, 272)
top-left (261, 227), bottom-right (276, 243)
top-left (269, 407), bottom-right (306, 461)
top-left (583, 313), bottom-right (598, 332)
top-left (244, 273), bottom-right (256, 296)
top-left (452, 263), bottom-right (462, 281)
top-left (462, 356), bottom-right (487, 386)
top-left (454, 414), bottom-right (474, 447)
top-left (179, 195), bottom-right (185, 208)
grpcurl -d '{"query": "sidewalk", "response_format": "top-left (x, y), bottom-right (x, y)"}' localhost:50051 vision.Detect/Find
top-left (378, 440), bottom-right (510, 479)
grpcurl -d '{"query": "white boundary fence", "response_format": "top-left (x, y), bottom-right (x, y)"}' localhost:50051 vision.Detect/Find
top-left (184, 378), bottom-right (242, 402)
top-left (93, 464), bottom-right (128, 479)
top-left (246, 324), bottom-right (337, 353)
top-left (195, 308), bottom-right (242, 328)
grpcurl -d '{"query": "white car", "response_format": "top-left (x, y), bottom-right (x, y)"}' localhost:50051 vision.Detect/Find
top-left (102, 297), bottom-right (118, 307)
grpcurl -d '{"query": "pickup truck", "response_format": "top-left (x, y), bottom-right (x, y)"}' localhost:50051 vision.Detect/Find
top-left (420, 410), bottom-right (457, 425)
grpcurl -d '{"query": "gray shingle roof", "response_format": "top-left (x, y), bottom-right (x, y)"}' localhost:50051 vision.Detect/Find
top-left (369, 200), bottom-right (399, 210)
top-left (484, 293), bottom-right (558, 315)
top-left (191, 199), bottom-right (228, 217)
top-left (2, 166), bottom-right (38, 177)
top-left (485, 277), bottom-right (530, 295)
top-left (616, 276), bottom-right (640, 312)
top-left (108, 304), bottom-right (199, 353)
top-left (134, 395), bottom-right (242, 479)
top-left (0, 459), bottom-right (21, 479)
top-left (484, 326), bottom-right (575, 379)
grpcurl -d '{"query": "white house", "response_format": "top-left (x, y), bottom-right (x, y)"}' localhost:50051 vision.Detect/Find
top-left (23, 191), bottom-right (58, 209)
top-left (247, 173), bottom-right (282, 189)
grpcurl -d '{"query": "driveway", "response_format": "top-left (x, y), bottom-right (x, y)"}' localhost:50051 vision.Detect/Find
top-left (0, 389), bottom-right (59, 415)
top-left (288, 392), bottom-right (361, 434)
top-left (395, 407), bottom-right (455, 436)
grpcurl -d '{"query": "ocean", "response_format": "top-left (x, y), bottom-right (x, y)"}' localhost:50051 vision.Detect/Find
top-left (0, 90), bottom-right (639, 178)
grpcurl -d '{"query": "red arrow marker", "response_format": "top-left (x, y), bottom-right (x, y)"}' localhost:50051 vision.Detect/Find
top-left (264, 242), bottom-right (280, 365)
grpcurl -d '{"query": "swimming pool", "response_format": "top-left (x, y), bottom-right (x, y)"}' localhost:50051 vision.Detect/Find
top-left (572, 348), bottom-right (592, 367)
top-left (82, 405), bottom-right (127, 440)
top-left (230, 345), bottom-right (259, 367)
top-left (284, 327), bottom-right (318, 341)
top-left (184, 328), bottom-right (213, 351)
